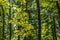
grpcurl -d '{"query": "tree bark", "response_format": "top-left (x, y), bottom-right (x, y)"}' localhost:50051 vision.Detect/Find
top-left (36, 0), bottom-right (41, 40)
top-left (2, 5), bottom-right (5, 40)
top-left (52, 16), bottom-right (57, 40)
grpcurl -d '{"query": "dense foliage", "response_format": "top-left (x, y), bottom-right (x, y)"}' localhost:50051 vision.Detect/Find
top-left (0, 0), bottom-right (60, 40)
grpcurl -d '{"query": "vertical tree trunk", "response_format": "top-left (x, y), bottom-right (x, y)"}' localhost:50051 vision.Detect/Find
top-left (56, 1), bottom-right (60, 15)
top-left (36, 0), bottom-right (41, 40)
top-left (2, 5), bottom-right (5, 40)
top-left (9, 0), bottom-right (11, 40)
top-left (52, 16), bottom-right (57, 40)
top-left (25, 0), bottom-right (33, 40)
top-left (26, 0), bottom-right (31, 21)
top-left (56, 1), bottom-right (60, 27)
top-left (9, 7), bottom-right (11, 40)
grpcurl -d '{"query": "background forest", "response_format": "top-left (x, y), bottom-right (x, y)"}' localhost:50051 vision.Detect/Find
top-left (0, 0), bottom-right (60, 40)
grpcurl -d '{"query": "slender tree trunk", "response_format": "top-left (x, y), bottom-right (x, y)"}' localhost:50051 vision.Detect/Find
top-left (26, 0), bottom-right (31, 21)
top-left (52, 16), bottom-right (57, 40)
top-left (9, 0), bottom-right (11, 40)
top-left (36, 0), bottom-right (41, 40)
top-left (56, 1), bottom-right (60, 15)
top-left (2, 5), bottom-right (5, 40)
top-left (9, 7), bottom-right (11, 40)
top-left (56, 1), bottom-right (60, 27)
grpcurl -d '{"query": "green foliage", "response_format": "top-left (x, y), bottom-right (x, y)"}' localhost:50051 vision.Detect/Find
top-left (0, 0), bottom-right (60, 40)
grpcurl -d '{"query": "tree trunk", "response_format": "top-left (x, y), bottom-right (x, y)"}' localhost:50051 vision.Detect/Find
top-left (52, 16), bottom-right (57, 40)
top-left (36, 0), bottom-right (41, 40)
